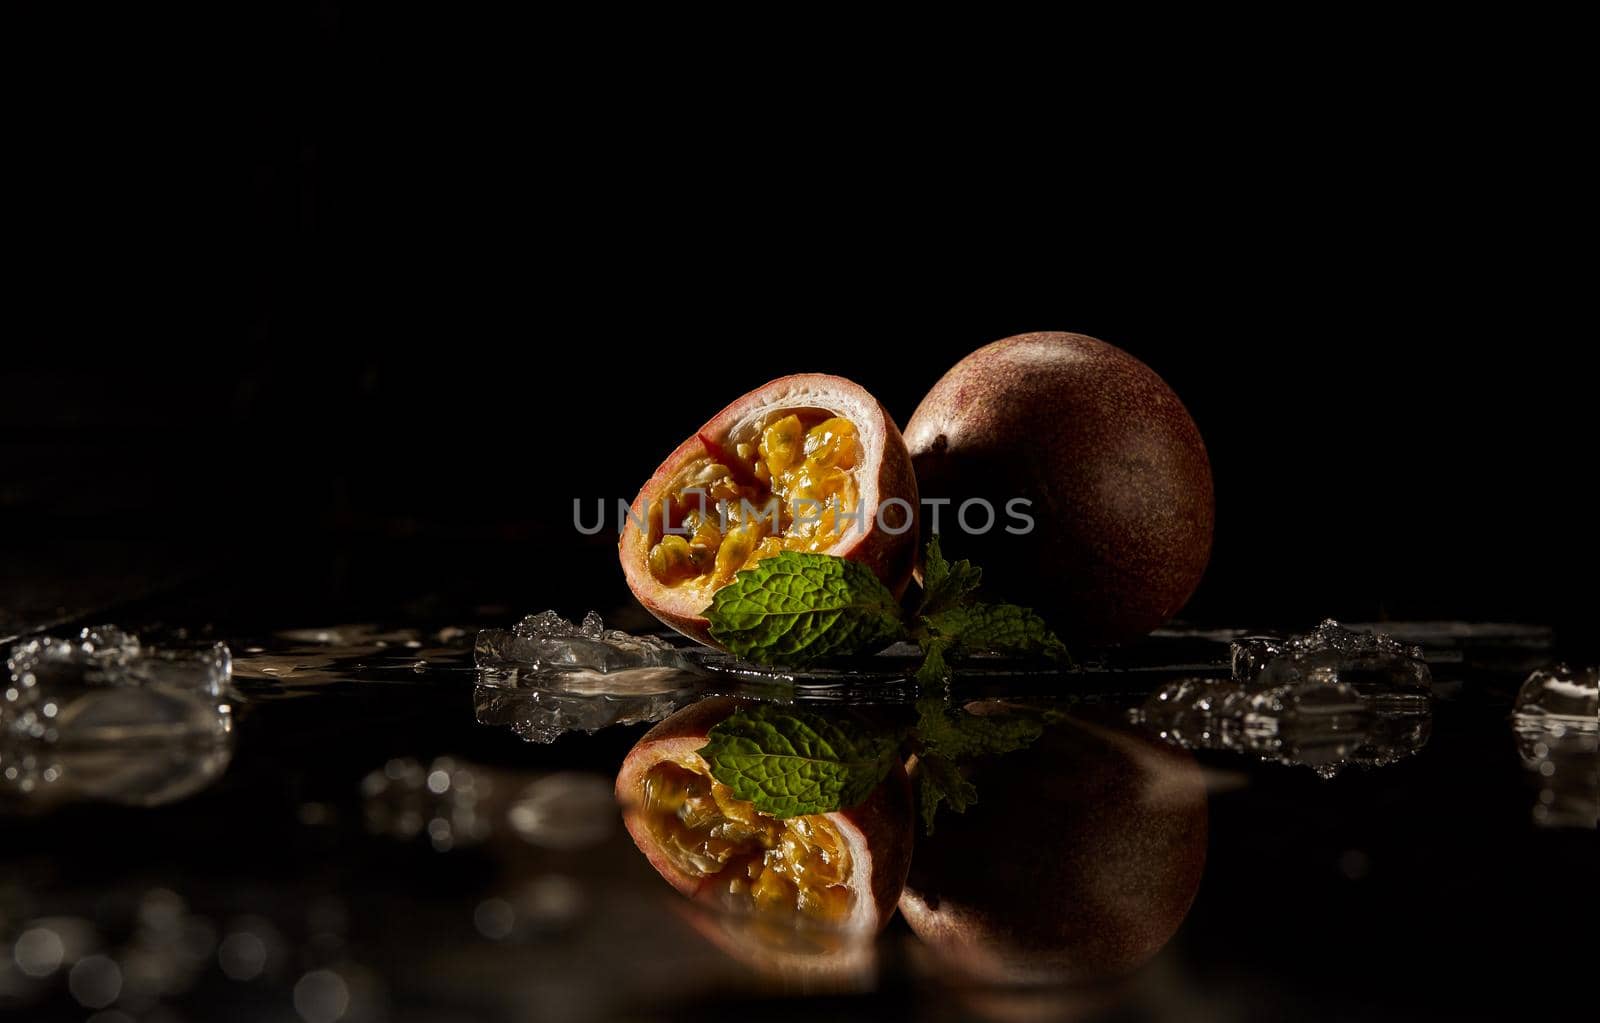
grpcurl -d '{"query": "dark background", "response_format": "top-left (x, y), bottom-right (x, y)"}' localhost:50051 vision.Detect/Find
top-left (4, 8), bottom-right (1591, 640)
top-left (0, 14), bottom-right (1593, 1023)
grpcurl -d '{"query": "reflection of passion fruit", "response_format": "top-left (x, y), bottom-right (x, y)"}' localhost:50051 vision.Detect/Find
top-left (899, 712), bottom-right (1208, 985)
top-left (621, 374), bottom-right (919, 647)
top-left (673, 900), bottom-right (877, 992)
top-left (906, 332), bottom-right (1213, 644)
top-left (616, 698), bottom-right (914, 934)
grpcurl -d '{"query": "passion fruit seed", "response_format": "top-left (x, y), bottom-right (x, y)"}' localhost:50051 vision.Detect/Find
top-left (646, 412), bottom-right (863, 588)
top-left (712, 523), bottom-right (762, 585)
top-left (640, 759), bottom-right (855, 924)
top-left (647, 534), bottom-right (697, 585)
top-left (759, 415), bottom-right (804, 477)
top-left (803, 417), bottom-right (859, 470)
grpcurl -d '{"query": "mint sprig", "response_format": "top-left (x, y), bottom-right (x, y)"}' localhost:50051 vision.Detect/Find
top-left (916, 534), bottom-right (984, 618)
top-left (702, 535), bottom-right (1068, 681)
top-left (695, 704), bottom-right (900, 817)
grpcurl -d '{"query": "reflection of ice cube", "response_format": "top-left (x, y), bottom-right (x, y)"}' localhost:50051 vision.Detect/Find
top-left (1242, 681), bottom-right (1372, 765)
top-left (475, 611), bottom-right (692, 677)
top-left (1, 698), bottom-right (233, 807)
top-left (1137, 674), bottom-right (1424, 777)
top-left (360, 757), bottom-right (494, 851)
top-left (1232, 619), bottom-right (1430, 704)
top-left (474, 675), bottom-right (698, 744)
top-left (473, 613), bottom-right (705, 743)
top-left (507, 773), bottom-right (616, 850)
top-left (1512, 665), bottom-right (1598, 829)
top-left (1138, 679), bottom-right (1258, 748)
top-left (1, 732), bottom-right (234, 807)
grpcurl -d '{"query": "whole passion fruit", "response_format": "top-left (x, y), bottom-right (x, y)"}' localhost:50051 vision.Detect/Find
top-left (616, 698), bottom-right (914, 935)
top-left (899, 712), bottom-right (1208, 985)
top-left (621, 374), bottom-right (919, 646)
top-left (905, 332), bottom-right (1213, 644)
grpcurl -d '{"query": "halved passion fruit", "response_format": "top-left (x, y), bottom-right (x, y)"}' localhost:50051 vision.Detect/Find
top-left (616, 698), bottom-right (914, 934)
top-left (620, 374), bottom-right (919, 646)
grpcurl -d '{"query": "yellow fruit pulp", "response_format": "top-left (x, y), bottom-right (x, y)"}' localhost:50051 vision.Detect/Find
top-left (645, 413), bottom-right (861, 591)
top-left (640, 759), bottom-right (856, 924)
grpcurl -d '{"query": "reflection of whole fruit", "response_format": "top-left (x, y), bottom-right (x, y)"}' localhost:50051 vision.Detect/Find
top-left (673, 900), bottom-right (878, 992)
top-left (621, 374), bottom-right (919, 647)
top-left (899, 713), bottom-right (1207, 985)
top-left (905, 332), bottom-right (1213, 644)
top-left (616, 698), bottom-right (914, 934)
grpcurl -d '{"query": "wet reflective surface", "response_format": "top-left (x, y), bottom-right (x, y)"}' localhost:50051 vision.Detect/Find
top-left (2, 611), bottom-right (1594, 1021)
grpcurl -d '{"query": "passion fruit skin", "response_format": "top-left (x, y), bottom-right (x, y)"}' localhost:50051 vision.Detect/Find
top-left (621, 374), bottom-right (920, 648)
top-left (905, 332), bottom-right (1213, 645)
top-left (615, 697), bottom-right (915, 934)
top-left (898, 713), bottom-right (1208, 986)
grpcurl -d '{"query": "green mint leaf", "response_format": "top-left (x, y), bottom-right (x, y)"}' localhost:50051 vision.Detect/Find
top-left (914, 636), bottom-right (954, 687)
top-left (922, 601), bottom-right (1067, 661)
top-left (706, 552), bottom-right (906, 665)
top-left (696, 704), bottom-right (900, 817)
top-left (915, 752), bottom-right (976, 835)
top-left (916, 534), bottom-right (983, 618)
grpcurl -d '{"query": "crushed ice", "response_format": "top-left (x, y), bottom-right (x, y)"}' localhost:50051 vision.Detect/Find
top-left (475, 611), bottom-right (693, 678)
top-left (1232, 619), bottom-right (1431, 700)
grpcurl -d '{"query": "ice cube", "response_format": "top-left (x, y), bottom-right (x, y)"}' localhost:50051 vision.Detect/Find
top-left (1512, 665), bottom-right (1598, 829)
top-left (1232, 619), bottom-right (1430, 703)
top-left (475, 611), bottom-right (692, 677)
top-left (1230, 635), bottom-right (1286, 683)
top-left (120, 645), bottom-right (232, 696)
top-left (1512, 664), bottom-right (1599, 725)
top-left (4, 629), bottom-right (232, 744)
top-left (513, 611), bottom-right (582, 639)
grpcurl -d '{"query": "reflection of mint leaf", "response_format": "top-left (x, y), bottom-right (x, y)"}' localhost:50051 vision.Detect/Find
top-left (917, 534), bottom-right (983, 617)
top-left (697, 705), bottom-right (900, 817)
top-left (911, 697), bottom-right (1043, 834)
top-left (706, 553), bottom-right (905, 665)
top-left (915, 697), bottom-right (1044, 760)
top-left (915, 752), bottom-right (975, 834)
top-left (922, 602), bottom-right (1067, 661)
